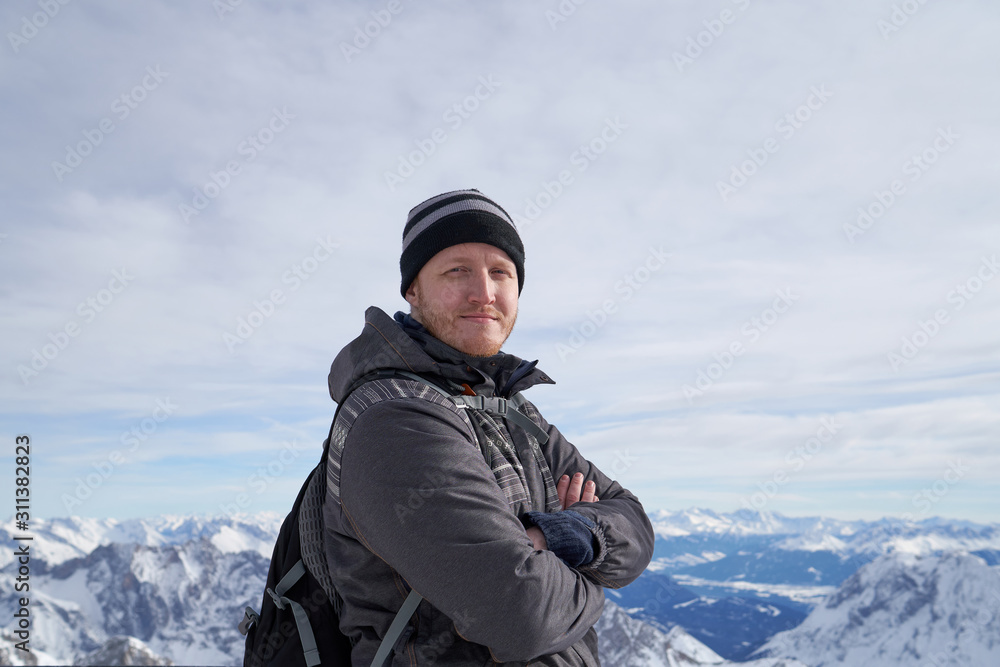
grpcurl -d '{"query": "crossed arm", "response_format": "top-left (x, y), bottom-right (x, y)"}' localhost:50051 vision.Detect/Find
top-left (524, 398), bottom-right (655, 589)
top-left (337, 395), bottom-right (652, 659)
top-left (525, 472), bottom-right (598, 550)
top-left (338, 398), bottom-right (608, 661)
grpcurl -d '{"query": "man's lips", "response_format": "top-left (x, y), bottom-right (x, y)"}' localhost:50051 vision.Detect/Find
top-left (461, 314), bottom-right (498, 322)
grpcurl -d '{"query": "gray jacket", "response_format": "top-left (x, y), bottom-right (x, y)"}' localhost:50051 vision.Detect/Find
top-left (321, 306), bottom-right (654, 666)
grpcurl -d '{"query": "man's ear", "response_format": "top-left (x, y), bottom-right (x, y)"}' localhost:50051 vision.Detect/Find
top-left (404, 279), bottom-right (418, 308)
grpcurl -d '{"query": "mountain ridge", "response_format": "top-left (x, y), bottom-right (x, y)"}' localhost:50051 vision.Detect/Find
top-left (3, 509), bottom-right (999, 665)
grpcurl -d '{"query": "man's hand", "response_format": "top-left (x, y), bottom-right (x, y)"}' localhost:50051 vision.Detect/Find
top-left (526, 525), bottom-right (547, 550)
top-left (524, 472), bottom-right (598, 551)
top-left (557, 472), bottom-right (599, 509)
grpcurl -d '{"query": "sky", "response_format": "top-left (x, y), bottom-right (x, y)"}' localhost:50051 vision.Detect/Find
top-left (1, 0), bottom-right (998, 524)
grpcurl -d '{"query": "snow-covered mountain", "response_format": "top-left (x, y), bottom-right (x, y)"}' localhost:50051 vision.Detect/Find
top-left (648, 508), bottom-right (1000, 565)
top-left (73, 636), bottom-right (173, 666)
top-left (626, 509), bottom-right (1000, 660)
top-left (596, 600), bottom-right (809, 667)
top-left (608, 570), bottom-right (808, 660)
top-left (0, 631), bottom-right (40, 666)
top-left (0, 537), bottom-right (267, 665)
top-left (753, 551), bottom-right (1000, 667)
top-left (3, 509), bottom-right (998, 665)
top-left (646, 508), bottom-right (1000, 597)
top-left (0, 514), bottom-right (282, 569)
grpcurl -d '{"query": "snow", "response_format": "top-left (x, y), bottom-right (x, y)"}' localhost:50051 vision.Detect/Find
top-left (647, 509), bottom-right (1000, 560)
top-left (673, 574), bottom-right (835, 606)
top-left (662, 625), bottom-right (726, 664)
top-left (5, 510), bottom-right (999, 665)
top-left (40, 568), bottom-right (104, 623)
top-left (647, 550), bottom-right (727, 571)
top-left (775, 533), bottom-right (849, 552)
top-left (757, 552), bottom-right (1000, 666)
top-left (177, 545), bottom-right (205, 581)
top-left (0, 513), bottom-right (285, 570)
top-left (0, 636), bottom-right (61, 666)
top-left (210, 523), bottom-right (275, 559)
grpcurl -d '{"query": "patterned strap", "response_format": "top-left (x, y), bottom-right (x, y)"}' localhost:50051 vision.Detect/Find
top-left (392, 369), bottom-right (455, 397)
top-left (389, 370), bottom-right (549, 445)
top-left (450, 394), bottom-right (550, 445)
top-left (323, 370), bottom-right (560, 664)
top-left (392, 373), bottom-right (561, 514)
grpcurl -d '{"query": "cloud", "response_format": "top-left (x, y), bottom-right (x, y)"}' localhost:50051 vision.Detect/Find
top-left (1, 0), bottom-right (997, 521)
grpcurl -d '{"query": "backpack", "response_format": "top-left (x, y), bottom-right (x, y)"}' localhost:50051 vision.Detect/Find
top-left (238, 369), bottom-right (551, 667)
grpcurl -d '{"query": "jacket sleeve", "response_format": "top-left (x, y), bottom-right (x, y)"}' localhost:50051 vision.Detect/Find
top-left (337, 396), bottom-right (605, 663)
top-left (522, 399), bottom-right (655, 590)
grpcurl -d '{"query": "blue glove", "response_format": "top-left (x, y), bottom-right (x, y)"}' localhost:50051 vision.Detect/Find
top-left (522, 510), bottom-right (597, 567)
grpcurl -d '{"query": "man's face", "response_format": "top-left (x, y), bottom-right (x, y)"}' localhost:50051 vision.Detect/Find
top-left (405, 242), bottom-right (519, 357)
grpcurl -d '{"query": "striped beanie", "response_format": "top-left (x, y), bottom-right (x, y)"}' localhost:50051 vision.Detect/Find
top-left (400, 189), bottom-right (525, 297)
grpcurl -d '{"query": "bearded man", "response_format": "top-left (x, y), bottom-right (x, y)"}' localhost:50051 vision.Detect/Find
top-left (321, 189), bottom-right (654, 666)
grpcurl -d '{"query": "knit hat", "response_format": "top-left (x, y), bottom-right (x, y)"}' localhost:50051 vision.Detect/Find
top-left (400, 189), bottom-right (525, 297)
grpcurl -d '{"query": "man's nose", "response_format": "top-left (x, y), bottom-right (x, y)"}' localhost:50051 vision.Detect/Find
top-left (467, 269), bottom-right (496, 304)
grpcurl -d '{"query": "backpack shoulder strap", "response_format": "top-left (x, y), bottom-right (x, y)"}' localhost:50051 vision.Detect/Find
top-left (331, 370), bottom-right (435, 667)
top-left (329, 369), bottom-right (546, 666)
top-left (264, 561), bottom-right (321, 667)
top-left (386, 369), bottom-right (549, 444)
top-left (370, 589), bottom-right (423, 667)
top-left (242, 371), bottom-right (432, 667)
top-left (390, 369), bottom-right (455, 396)
top-left (450, 393), bottom-right (549, 445)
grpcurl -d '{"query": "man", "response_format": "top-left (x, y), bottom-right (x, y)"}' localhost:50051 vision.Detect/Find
top-left (321, 189), bottom-right (654, 665)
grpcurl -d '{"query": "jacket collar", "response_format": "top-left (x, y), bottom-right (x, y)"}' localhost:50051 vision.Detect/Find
top-left (328, 306), bottom-right (554, 403)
